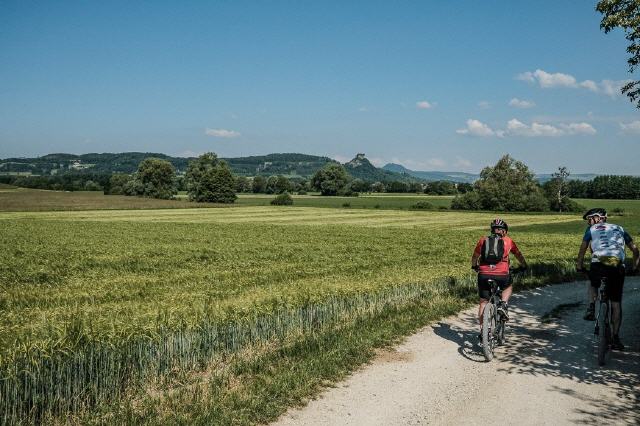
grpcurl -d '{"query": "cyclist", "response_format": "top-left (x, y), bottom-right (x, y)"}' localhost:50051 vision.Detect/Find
top-left (472, 218), bottom-right (528, 336)
top-left (576, 208), bottom-right (639, 351)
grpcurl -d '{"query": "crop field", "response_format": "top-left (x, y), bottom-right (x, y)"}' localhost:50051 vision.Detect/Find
top-left (1, 195), bottom-right (639, 424)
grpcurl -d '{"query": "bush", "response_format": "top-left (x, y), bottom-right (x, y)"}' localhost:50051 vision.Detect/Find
top-left (451, 192), bottom-right (481, 210)
top-left (297, 190), bottom-right (307, 195)
top-left (270, 192), bottom-right (293, 205)
top-left (438, 205), bottom-right (448, 210)
top-left (342, 202), bottom-right (351, 208)
top-left (410, 201), bottom-right (434, 210)
top-left (374, 204), bottom-right (381, 209)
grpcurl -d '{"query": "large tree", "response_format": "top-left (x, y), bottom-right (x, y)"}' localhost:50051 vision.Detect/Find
top-left (597, 0), bottom-right (640, 108)
top-left (125, 158), bottom-right (177, 199)
top-left (452, 155), bottom-right (548, 211)
top-left (311, 163), bottom-right (350, 196)
top-left (185, 152), bottom-right (236, 203)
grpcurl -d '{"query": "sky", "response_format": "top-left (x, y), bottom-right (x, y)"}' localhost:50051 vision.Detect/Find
top-left (1, 1), bottom-right (639, 174)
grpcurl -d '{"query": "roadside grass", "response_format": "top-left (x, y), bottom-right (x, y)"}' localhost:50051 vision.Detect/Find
top-left (1, 196), bottom-right (639, 423)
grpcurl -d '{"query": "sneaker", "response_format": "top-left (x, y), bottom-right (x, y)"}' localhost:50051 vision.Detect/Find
top-left (583, 303), bottom-right (595, 321)
top-left (611, 335), bottom-right (625, 351)
top-left (497, 301), bottom-right (509, 321)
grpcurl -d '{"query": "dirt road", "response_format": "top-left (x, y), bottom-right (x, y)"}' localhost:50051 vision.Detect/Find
top-left (275, 278), bottom-right (640, 425)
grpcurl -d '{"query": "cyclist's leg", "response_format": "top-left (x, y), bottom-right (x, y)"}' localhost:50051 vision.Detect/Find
top-left (608, 265), bottom-right (625, 336)
top-left (584, 264), bottom-right (601, 320)
top-left (477, 275), bottom-right (492, 327)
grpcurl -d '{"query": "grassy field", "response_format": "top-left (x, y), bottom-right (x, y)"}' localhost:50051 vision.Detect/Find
top-left (1, 189), bottom-right (639, 424)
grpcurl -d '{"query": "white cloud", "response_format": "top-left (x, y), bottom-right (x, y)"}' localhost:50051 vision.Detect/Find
top-left (416, 100), bottom-right (434, 109)
top-left (332, 155), bottom-right (350, 164)
top-left (562, 122), bottom-right (597, 135)
top-left (205, 128), bottom-right (240, 138)
top-left (457, 118), bottom-right (596, 138)
top-left (456, 119), bottom-right (495, 137)
top-left (508, 98), bottom-right (535, 109)
top-left (358, 106), bottom-right (369, 112)
top-left (517, 69), bottom-right (630, 98)
top-left (369, 157), bottom-right (385, 167)
top-left (620, 120), bottom-right (640, 135)
top-left (477, 101), bottom-right (490, 109)
top-left (505, 119), bottom-right (596, 137)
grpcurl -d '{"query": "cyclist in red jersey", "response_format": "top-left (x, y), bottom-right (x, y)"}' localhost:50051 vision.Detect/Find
top-left (471, 218), bottom-right (528, 335)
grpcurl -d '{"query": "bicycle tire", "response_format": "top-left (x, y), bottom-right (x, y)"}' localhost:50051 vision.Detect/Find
top-left (482, 303), bottom-right (496, 361)
top-left (497, 318), bottom-right (506, 345)
top-left (597, 302), bottom-right (610, 366)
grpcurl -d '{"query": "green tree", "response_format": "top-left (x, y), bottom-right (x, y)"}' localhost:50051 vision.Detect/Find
top-left (597, 0), bottom-right (640, 108)
top-left (543, 166), bottom-right (581, 212)
top-left (235, 176), bottom-right (251, 193)
top-left (127, 158), bottom-right (177, 199)
top-left (452, 155), bottom-right (548, 211)
top-left (252, 175), bottom-right (266, 193)
top-left (311, 163), bottom-right (350, 196)
top-left (371, 181), bottom-right (385, 193)
top-left (106, 173), bottom-right (131, 195)
top-left (386, 181), bottom-right (408, 193)
top-left (185, 152), bottom-right (236, 203)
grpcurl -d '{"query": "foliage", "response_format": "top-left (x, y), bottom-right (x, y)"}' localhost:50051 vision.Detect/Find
top-left (565, 175), bottom-right (640, 199)
top-left (105, 173), bottom-right (132, 195)
top-left (543, 166), bottom-right (581, 212)
top-left (235, 176), bottom-right (252, 193)
top-left (252, 175), bottom-right (267, 193)
top-left (385, 181), bottom-right (409, 193)
top-left (311, 163), bottom-right (350, 196)
top-left (270, 192), bottom-right (294, 205)
top-left (424, 180), bottom-right (457, 195)
top-left (597, 0), bottom-right (640, 108)
top-left (452, 155), bottom-right (548, 211)
top-left (185, 152), bottom-right (236, 203)
top-left (371, 182), bottom-right (385, 193)
top-left (125, 158), bottom-right (177, 199)
top-left (265, 175), bottom-right (293, 194)
top-left (348, 178), bottom-right (370, 193)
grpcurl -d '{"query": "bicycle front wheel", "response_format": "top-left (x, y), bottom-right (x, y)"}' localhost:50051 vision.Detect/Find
top-left (482, 303), bottom-right (496, 361)
top-left (597, 302), bottom-right (610, 366)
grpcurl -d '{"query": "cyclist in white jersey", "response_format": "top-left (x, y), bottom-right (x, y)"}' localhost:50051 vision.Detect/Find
top-left (576, 208), bottom-right (639, 350)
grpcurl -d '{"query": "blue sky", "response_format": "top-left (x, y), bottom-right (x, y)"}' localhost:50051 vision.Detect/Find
top-left (1, 1), bottom-right (638, 173)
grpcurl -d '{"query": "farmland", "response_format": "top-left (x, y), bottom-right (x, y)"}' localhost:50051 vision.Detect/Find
top-left (1, 189), bottom-right (639, 424)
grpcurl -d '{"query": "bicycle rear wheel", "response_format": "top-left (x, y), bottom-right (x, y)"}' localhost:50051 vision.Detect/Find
top-left (597, 302), bottom-right (610, 366)
top-left (482, 303), bottom-right (496, 361)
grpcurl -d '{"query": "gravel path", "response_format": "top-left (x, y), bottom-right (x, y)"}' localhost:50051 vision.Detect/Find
top-left (274, 278), bottom-right (640, 425)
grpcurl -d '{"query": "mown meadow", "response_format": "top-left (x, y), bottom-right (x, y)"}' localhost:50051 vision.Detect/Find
top-left (1, 189), bottom-right (638, 424)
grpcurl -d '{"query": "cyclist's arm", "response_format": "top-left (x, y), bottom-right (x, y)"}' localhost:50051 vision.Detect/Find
top-left (626, 240), bottom-right (639, 272)
top-left (510, 241), bottom-right (528, 269)
top-left (471, 238), bottom-right (483, 269)
top-left (576, 240), bottom-right (589, 271)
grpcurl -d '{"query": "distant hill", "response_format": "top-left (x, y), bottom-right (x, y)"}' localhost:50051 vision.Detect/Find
top-left (0, 152), bottom-right (607, 183)
top-left (345, 154), bottom-right (422, 183)
top-left (383, 163), bottom-right (603, 184)
top-left (0, 152), bottom-right (336, 177)
top-left (383, 163), bottom-right (478, 183)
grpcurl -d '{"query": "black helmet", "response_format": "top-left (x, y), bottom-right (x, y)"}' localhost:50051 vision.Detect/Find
top-left (582, 208), bottom-right (607, 220)
top-left (490, 218), bottom-right (508, 232)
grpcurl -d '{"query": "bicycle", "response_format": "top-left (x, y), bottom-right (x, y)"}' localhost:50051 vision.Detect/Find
top-left (479, 267), bottom-right (524, 362)
top-left (593, 276), bottom-right (611, 366)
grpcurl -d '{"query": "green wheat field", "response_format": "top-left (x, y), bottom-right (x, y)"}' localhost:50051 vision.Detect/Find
top-left (1, 188), bottom-right (638, 424)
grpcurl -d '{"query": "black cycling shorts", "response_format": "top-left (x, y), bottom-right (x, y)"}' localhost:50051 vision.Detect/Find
top-left (477, 274), bottom-right (511, 300)
top-left (588, 262), bottom-right (625, 303)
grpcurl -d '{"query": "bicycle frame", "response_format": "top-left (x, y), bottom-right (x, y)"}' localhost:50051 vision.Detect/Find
top-left (481, 279), bottom-right (506, 361)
